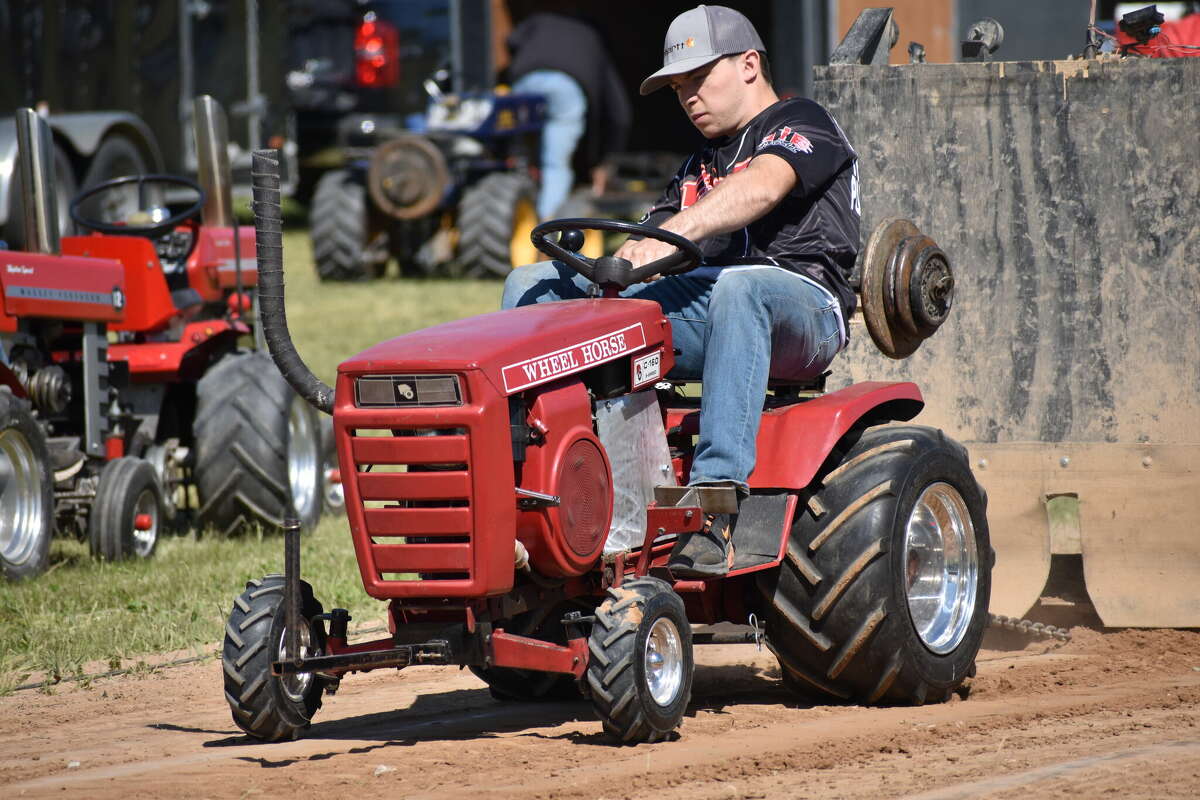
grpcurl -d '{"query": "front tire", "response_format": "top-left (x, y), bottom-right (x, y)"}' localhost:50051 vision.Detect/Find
top-left (88, 457), bottom-right (164, 561)
top-left (0, 393), bottom-right (53, 580)
top-left (194, 352), bottom-right (323, 535)
top-left (222, 575), bottom-right (327, 741)
top-left (756, 425), bottom-right (991, 705)
top-left (586, 577), bottom-right (693, 743)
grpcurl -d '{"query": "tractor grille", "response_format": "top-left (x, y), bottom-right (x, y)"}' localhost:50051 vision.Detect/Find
top-left (337, 369), bottom-right (516, 601)
top-left (350, 427), bottom-right (474, 584)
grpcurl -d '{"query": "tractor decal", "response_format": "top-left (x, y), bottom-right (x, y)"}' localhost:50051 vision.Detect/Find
top-left (501, 322), bottom-right (646, 392)
top-left (6, 285), bottom-right (116, 305)
top-left (632, 350), bottom-right (663, 388)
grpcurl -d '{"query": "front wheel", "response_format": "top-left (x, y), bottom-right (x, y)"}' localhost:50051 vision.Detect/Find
top-left (89, 457), bottom-right (164, 561)
top-left (586, 576), bottom-right (693, 743)
top-left (222, 575), bottom-right (327, 741)
top-left (756, 425), bottom-right (991, 705)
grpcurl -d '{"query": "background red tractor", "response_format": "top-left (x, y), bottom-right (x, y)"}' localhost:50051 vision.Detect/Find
top-left (0, 101), bottom-right (323, 580)
top-left (224, 150), bottom-right (991, 744)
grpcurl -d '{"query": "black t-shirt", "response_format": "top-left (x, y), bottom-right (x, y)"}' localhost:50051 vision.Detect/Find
top-left (642, 97), bottom-right (861, 320)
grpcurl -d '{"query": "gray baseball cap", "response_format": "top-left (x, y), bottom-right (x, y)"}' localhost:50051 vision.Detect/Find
top-left (639, 5), bottom-right (766, 95)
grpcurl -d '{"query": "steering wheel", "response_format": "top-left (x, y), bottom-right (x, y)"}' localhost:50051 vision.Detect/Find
top-left (531, 218), bottom-right (702, 292)
top-left (70, 174), bottom-right (206, 239)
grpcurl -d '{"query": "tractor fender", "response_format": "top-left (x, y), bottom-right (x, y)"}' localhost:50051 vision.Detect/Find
top-left (0, 112), bottom-right (163, 227)
top-left (747, 381), bottom-right (924, 490)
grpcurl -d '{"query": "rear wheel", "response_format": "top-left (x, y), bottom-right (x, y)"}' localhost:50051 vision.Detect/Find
top-left (0, 394), bottom-right (53, 580)
top-left (311, 169), bottom-right (386, 281)
top-left (88, 457), bottom-right (164, 561)
top-left (193, 352), bottom-right (323, 535)
top-left (222, 575), bottom-right (327, 741)
top-left (756, 425), bottom-right (991, 705)
top-left (586, 576), bottom-right (693, 743)
top-left (456, 172), bottom-right (539, 277)
top-left (78, 135), bottom-right (149, 225)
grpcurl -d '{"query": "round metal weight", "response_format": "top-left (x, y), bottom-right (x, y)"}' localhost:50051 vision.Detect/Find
top-left (861, 218), bottom-right (923, 359)
top-left (909, 245), bottom-right (954, 336)
top-left (367, 136), bottom-right (450, 220)
top-left (892, 234), bottom-right (939, 340)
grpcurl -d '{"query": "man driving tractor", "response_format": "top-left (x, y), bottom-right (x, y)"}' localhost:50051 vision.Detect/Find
top-left (502, 5), bottom-right (861, 579)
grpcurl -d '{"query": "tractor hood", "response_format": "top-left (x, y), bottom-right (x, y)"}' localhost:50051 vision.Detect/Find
top-left (337, 298), bottom-right (674, 397)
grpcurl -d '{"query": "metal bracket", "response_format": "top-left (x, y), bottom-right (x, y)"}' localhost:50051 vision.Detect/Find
top-left (654, 485), bottom-right (738, 514)
top-left (516, 487), bottom-right (560, 509)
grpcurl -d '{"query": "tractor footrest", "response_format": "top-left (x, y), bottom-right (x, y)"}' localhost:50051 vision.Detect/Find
top-left (654, 485), bottom-right (739, 514)
top-left (272, 640), bottom-right (451, 675)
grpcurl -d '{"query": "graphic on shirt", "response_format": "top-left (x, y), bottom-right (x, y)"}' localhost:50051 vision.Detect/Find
top-left (758, 126), bottom-right (813, 155)
top-left (680, 158), bottom-right (751, 210)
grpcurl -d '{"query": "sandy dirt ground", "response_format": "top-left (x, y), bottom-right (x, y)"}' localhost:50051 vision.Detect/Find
top-left (3, 625), bottom-right (1199, 799)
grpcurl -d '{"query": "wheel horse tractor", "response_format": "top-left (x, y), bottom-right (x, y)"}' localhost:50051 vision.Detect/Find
top-left (0, 100), bottom-right (323, 580)
top-left (226, 150), bottom-right (992, 744)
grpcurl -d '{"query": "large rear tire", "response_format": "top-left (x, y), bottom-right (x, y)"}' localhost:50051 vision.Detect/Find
top-left (456, 172), bottom-right (539, 278)
top-left (193, 352), bottom-right (323, 535)
top-left (310, 169), bottom-right (385, 281)
top-left (586, 576), bottom-right (693, 744)
top-left (756, 425), bottom-right (991, 705)
top-left (0, 393), bottom-right (53, 580)
top-left (222, 574), bottom-right (327, 741)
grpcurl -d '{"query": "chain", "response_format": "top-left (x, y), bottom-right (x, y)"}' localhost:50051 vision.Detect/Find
top-left (989, 613), bottom-right (1072, 642)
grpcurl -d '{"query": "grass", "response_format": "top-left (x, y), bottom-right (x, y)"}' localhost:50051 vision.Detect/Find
top-left (0, 228), bottom-right (506, 692)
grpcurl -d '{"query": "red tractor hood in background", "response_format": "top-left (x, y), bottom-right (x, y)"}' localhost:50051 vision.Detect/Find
top-left (337, 299), bottom-right (674, 396)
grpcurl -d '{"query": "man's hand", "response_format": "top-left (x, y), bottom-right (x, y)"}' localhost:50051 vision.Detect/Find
top-left (613, 236), bottom-right (678, 281)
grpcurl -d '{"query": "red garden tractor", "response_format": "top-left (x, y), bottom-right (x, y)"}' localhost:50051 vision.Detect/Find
top-left (0, 102), bottom-right (323, 580)
top-left (226, 150), bottom-right (991, 743)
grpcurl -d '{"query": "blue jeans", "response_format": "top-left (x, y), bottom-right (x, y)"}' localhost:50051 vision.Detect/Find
top-left (501, 262), bottom-right (844, 489)
top-left (512, 70), bottom-right (587, 219)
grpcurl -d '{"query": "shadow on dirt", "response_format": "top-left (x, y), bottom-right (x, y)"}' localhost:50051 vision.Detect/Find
top-left (189, 662), bottom-right (798, 753)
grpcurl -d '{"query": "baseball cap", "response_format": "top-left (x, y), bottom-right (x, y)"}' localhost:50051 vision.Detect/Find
top-left (639, 5), bottom-right (766, 95)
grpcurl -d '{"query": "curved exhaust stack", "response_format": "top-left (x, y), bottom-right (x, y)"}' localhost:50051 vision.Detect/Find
top-left (251, 149), bottom-right (334, 414)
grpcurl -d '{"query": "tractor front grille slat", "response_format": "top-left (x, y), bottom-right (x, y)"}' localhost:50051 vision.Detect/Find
top-left (349, 426), bottom-right (475, 585)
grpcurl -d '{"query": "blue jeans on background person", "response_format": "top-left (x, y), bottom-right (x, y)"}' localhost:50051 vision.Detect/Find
top-left (512, 70), bottom-right (587, 220)
top-left (502, 262), bottom-right (844, 490)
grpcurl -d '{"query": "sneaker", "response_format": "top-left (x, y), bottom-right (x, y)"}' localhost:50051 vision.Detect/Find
top-left (668, 512), bottom-right (736, 578)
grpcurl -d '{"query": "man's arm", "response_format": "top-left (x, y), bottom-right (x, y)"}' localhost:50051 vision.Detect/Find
top-left (615, 153), bottom-right (796, 268)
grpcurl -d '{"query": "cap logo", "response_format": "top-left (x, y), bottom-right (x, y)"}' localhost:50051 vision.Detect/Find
top-left (664, 37), bottom-right (696, 56)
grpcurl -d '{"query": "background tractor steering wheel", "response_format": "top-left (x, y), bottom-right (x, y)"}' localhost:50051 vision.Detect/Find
top-left (70, 174), bottom-right (205, 239)
top-left (531, 218), bottom-right (703, 293)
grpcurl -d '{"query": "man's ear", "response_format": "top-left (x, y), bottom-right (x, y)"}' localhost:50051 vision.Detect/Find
top-left (742, 50), bottom-right (761, 84)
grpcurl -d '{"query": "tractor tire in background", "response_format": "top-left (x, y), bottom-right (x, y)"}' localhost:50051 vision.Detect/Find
top-left (319, 415), bottom-right (344, 514)
top-left (222, 574), bottom-right (328, 741)
top-left (0, 393), bottom-right (53, 580)
top-left (88, 457), bottom-right (164, 561)
top-left (456, 172), bottom-right (539, 277)
top-left (311, 169), bottom-right (386, 281)
top-left (756, 425), bottom-right (992, 705)
top-left (78, 135), bottom-right (149, 225)
top-left (555, 189), bottom-right (605, 260)
top-left (193, 351), bottom-right (323, 535)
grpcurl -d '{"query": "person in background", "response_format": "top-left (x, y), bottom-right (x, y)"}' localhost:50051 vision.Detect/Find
top-left (504, 12), bottom-right (632, 220)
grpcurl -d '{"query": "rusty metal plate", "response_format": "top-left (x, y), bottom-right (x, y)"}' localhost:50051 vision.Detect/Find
top-left (861, 218), bottom-right (922, 359)
top-left (367, 136), bottom-right (450, 220)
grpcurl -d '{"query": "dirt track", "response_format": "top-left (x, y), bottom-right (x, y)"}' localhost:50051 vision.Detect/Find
top-left (3, 626), bottom-right (1199, 799)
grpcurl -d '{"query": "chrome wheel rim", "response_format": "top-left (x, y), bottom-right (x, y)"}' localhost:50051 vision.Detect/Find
top-left (276, 622), bottom-right (315, 701)
top-left (644, 616), bottom-right (684, 706)
top-left (130, 487), bottom-right (158, 559)
top-left (0, 428), bottom-right (45, 567)
top-left (903, 482), bottom-right (979, 654)
top-left (287, 398), bottom-right (319, 520)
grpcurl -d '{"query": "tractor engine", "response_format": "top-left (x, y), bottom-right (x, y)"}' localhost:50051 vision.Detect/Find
top-left (333, 299), bottom-right (674, 598)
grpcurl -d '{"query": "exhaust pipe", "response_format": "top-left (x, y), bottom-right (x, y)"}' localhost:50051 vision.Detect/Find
top-left (193, 95), bottom-right (234, 228)
top-left (14, 108), bottom-right (60, 255)
top-left (251, 149), bottom-right (333, 414)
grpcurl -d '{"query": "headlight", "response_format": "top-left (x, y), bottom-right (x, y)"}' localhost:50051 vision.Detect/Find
top-left (355, 374), bottom-right (462, 407)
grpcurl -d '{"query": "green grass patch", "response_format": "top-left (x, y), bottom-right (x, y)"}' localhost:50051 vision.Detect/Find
top-left (0, 229), bottom-right (507, 691)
